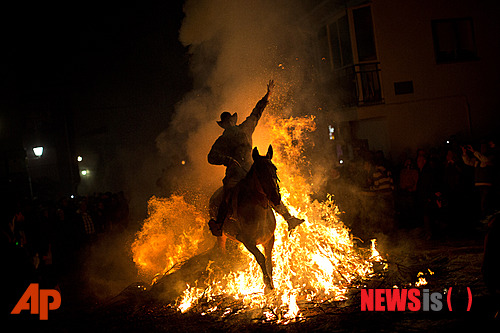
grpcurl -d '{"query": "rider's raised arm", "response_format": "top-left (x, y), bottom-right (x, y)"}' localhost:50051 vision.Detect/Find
top-left (239, 80), bottom-right (274, 135)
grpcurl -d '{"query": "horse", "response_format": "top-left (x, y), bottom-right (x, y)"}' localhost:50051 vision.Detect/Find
top-left (209, 145), bottom-right (280, 292)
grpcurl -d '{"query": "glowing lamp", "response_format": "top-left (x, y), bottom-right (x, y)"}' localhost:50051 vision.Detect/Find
top-left (81, 170), bottom-right (88, 176)
top-left (33, 146), bottom-right (44, 157)
top-left (77, 156), bottom-right (83, 162)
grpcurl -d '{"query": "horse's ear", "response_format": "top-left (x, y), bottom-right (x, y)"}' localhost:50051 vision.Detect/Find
top-left (252, 147), bottom-right (260, 161)
top-left (266, 145), bottom-right (273, 159)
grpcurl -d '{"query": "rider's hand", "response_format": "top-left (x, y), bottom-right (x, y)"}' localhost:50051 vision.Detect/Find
top-left (267, 80), bottom-right (274, 96)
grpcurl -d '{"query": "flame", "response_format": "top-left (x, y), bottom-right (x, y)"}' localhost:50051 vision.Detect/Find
top-left (131, 195), bottom-right (207, 281)
top-left (132, 114), bottom-right (385, 321)
top-left (415, 277), bottom-right (428, 287)
top-left (415, 270), bottom-right (433, 287)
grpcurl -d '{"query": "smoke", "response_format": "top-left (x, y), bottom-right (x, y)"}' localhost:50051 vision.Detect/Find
top-left (83, 229), bottom-right (139, 300)
top-left (156, 0), bottom-right (331, 197)
top-left (128, 0), bottom-right (421, 305)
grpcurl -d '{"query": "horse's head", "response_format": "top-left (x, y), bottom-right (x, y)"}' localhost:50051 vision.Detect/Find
top-left (252, 145), bottom-right (281, 206)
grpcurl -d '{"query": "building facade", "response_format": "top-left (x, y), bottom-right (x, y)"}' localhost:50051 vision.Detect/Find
top-left (308, 0), bottom-right (500, 161)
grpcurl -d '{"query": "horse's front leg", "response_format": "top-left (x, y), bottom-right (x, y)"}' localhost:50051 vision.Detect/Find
top-left (263, 235), bottom-right (274, 286)
top-left (241, 240), bottom-right (274, 292)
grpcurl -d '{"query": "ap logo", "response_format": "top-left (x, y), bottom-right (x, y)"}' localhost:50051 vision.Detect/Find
top-left (11, 283), bottom-right (61, 320)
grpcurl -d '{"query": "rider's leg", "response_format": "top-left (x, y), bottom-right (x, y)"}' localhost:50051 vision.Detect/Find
top-left (209, 168), bottom-right (244, 237)
top-left (216, 199), bottom-right (229, 224)
top-left (209, 184), bottom-right (232, 236)
top-left (272, 201), bottom-right (305, 231)
top-left (209, 199), bottom-right (227, 237)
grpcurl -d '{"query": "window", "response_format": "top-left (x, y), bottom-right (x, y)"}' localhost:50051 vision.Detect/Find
top-left (329, 14), bottom-right (353, 69)
top-left (316, 4), bottom-right (382, 106)
top-left (353, 6), bottom-right (377, 62)
top-left (432, 17), bottom-right (477, 63)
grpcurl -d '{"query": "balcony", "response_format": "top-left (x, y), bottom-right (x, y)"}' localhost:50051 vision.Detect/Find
top-left (333, 62), bottom-right (383, 107)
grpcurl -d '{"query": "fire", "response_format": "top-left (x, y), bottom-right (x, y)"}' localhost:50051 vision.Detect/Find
top-left (414, 269), bottom-right (434, 287)
top-left (132, 114), bottom-right (385, 321)
top-left (131, 195), bottom-right (207, 282)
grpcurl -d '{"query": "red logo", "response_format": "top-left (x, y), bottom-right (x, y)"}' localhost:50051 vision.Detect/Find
top-left (361, 287), bottom-right (472, 312)
top-left (11, 283), bottom-right (61, 320)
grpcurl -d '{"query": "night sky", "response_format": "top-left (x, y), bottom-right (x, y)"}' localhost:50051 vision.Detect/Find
top-left (0, 1), bottom-right (192, 210)
top-left (1, 1), bottom-right (189, 96)
top-left (0, 0), bottom-right (190, 129)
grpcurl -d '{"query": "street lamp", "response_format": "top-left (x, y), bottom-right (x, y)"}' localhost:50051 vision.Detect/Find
top-left (33, 146), bottom-right (44, 157)
top-left (27, 146), bottom-right (44, 199)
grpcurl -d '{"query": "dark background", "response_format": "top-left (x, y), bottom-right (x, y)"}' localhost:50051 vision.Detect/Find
top-left (0, 1), bottom-right (192, 217)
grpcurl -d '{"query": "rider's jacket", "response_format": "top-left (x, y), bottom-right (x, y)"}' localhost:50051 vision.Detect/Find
top-left (208, 94), bottom-right (269, 188)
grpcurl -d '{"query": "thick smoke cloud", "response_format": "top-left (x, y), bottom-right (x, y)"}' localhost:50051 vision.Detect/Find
top-left (82, 0), bottom-right (345, 302)
top-left (156, 0), bottom-right (332, 197)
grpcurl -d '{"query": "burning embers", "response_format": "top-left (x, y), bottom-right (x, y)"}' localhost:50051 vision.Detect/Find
top-left (132, 115), bottom-right (385, 322)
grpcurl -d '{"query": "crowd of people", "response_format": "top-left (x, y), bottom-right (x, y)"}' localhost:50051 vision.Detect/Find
top-left (1, 191), bottom-right (130, 315)
top-left (2, 135), bottom-right (499, 317)
top-left (322, 138), bottom-right (499, 241)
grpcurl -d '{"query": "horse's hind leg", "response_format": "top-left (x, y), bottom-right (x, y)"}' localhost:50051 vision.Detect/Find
top-left (241, 241), bottom-right (274, 292)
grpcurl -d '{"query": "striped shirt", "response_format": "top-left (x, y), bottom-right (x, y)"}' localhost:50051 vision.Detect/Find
top-left (82, 212), bottom-right (96, 235)
top-left (370, 166), bottom-right (394, 193)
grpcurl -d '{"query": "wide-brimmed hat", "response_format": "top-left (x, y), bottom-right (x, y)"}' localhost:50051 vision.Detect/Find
top-left (217, 112), bottom-right (237, 128)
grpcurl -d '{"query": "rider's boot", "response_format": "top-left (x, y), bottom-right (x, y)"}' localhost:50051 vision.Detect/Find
top-left (273, 203), bottom-right (305, 231)
top-left (209, 200), bottom-right (228, 237)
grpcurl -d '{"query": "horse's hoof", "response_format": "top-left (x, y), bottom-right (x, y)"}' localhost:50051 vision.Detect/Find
top-left (263, 276), bottom-right (274, 294)
top-left (264, 285), bottom-right (275, 295)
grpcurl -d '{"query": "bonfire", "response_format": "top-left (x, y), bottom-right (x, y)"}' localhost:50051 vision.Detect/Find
top-left (132, 114), bottom-right (386, 323)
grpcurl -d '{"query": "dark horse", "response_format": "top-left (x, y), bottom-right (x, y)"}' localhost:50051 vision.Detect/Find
top-left (209, 145), bottom-right (280, 291)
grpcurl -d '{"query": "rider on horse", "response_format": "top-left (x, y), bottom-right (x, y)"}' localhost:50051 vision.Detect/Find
top-left (208, 80), bottom-right (304, 236)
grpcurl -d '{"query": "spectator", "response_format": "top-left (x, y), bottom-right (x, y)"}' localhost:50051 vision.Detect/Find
top-left (370, 155), bottom-right (396, 234)
top-left (416, 150), bottom-right (443, 239)
top-left (370, 161), bottom-right (395, 193)
top-left (76, 199), bottom-right (97, 245)
top-left (462, 141), bottom-right (495, 219)
top-left (442, 149), bottom-right (469, 228)
top-left (116, 191), bottom-right (130, 231)
top-left (482, 212), bottom-right (500, 317)
top-left (399, 158), bottom-right (419, 193)
top-left (397, 158), bottom-right (419, 228)
top-left (1, 203), bottom-right (36, 315)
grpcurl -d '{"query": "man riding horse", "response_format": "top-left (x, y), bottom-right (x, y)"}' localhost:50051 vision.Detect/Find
top-left (208, 80), bottom-right (304, 236)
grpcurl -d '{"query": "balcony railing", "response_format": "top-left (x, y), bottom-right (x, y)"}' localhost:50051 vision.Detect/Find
top-left (333, 62), bottom-right (383, 107)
